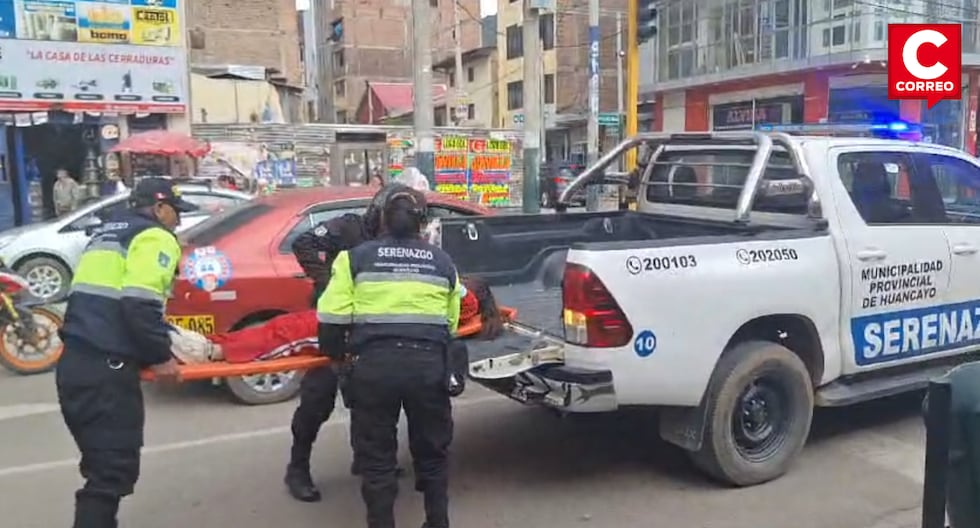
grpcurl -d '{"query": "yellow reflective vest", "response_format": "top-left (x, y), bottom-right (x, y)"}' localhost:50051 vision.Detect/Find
top-left (317, 237), bottom-right (461, 346)
top-left (60, 211), bottom-right (181, 365)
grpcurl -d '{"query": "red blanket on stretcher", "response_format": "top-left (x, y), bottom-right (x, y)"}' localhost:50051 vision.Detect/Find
top-left (210, 291), bottom-right (482, 364)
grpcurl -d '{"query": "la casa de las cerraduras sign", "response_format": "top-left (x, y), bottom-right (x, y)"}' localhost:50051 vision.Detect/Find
top-left (0, 0), bottom-right (187, 114)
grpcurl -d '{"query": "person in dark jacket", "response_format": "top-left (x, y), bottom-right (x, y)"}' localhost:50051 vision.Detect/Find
top-left (57, 177), bottom-right (197, 528)
top-left (319, 187), bottom-right (460, 528)
top-left (284, 186), bottom-right (413, 502)
top-left (285, 212), bottom-right (369, 502)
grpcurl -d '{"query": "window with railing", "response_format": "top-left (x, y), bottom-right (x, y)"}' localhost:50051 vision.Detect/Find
top-left (654, 0), bottom-right (971, 83)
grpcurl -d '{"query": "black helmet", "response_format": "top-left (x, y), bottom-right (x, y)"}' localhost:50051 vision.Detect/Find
top-left (364, 183), bottom-right (427, 237)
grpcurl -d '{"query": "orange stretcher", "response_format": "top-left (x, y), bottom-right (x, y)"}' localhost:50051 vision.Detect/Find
top-left (142, 307), bottom-right (517, 382)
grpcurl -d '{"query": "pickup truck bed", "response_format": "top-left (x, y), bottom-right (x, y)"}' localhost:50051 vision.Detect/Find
top-left (444, 210), bottom-right (803, 354)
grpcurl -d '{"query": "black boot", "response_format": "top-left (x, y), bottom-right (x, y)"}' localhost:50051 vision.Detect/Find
top-left (73, 494), bottom-right (119, 528)
top-left (284, 464), bottom-right (321, 502)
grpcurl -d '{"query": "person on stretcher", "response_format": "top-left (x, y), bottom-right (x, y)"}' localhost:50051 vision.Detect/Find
top-left (166, 277), bottom-right (504, 365)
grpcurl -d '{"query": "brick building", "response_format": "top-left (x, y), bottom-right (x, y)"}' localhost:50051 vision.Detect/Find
top-left (312, 0), bottom-right (483, 123)
top-left (187, 0), bottom-right (303, 86)
top-left (639, 0), bottom-right (980, 155)
top-left (496, 0), bottom-right (628, 163)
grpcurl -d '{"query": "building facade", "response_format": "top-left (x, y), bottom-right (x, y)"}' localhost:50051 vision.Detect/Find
top-left (639, 0), bottom-right (980, 154)
top-left (434, 46), bottom-right (500, 127)
top-left (312, 0), bottom-right (482, 124)
top-left (0, 0), bottom-right (191, 228)
top-left (186, 0), bottom-right (302, 86)
top-left (496, 0), bottom-right (628, 163)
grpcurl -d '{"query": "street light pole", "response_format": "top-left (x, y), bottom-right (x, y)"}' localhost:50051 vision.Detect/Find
top-left (412, 0), bottom-right (435, 185)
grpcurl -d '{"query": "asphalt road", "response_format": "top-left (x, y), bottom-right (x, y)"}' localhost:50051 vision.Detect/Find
top-left (0, 363), bottom-right (930, 528)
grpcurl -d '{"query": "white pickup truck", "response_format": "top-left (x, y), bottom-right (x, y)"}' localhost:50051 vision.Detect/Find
top-left (445, 131), bottom-right (980, 487)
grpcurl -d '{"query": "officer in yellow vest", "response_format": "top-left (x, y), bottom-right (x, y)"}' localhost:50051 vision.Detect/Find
top-left (56, 177), bottom-right (197, 528)
top-left (318, 188), bottom-right (461, 528)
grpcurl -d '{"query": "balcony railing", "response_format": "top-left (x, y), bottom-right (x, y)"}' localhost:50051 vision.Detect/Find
top-left (648, 0), bottom-right (980, 87)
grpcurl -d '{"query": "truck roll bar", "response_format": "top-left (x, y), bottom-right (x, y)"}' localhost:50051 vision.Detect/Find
top-left (556, 131), bottom-right (814, 224)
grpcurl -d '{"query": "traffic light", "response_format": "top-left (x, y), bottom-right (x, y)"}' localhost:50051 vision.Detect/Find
top-left (637, 0), bottom-right (657, 45)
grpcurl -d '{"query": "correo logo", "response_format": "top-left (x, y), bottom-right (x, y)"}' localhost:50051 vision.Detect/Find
top-left (888, 24), bottom-right (962, 108)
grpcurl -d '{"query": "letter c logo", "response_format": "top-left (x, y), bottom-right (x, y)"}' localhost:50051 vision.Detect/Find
top-left (903, 29), bottom-right (948, 80)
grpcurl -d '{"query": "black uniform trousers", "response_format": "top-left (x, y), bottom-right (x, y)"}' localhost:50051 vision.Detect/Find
top-left (56, 339), bottom-right (144, 528)
top-left (349, 339), bottom-right (453, 528)
top-left (289, 281), bottom-right (356, 470)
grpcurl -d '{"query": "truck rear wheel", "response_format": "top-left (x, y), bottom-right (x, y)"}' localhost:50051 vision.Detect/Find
top-left (689, 340), bottom-right (813, 486)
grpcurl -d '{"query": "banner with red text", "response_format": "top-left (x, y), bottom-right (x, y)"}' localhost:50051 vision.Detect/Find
top-left (0, 38), bottom-right (186, 112)
top-left (433, 135), bottom-right (512, 206)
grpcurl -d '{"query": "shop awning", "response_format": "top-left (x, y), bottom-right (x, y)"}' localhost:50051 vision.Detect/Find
top-left (110, 130), bottom-right (211, 157)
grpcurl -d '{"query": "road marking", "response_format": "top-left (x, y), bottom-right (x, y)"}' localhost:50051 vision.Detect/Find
top-left (0, 394), bottom-right (504, 479)
top-left (0, 404), bottom-right (60, 422)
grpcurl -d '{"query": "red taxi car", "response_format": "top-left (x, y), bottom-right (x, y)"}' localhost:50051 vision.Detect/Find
top-left (167, 186), bottom-right (491, 404)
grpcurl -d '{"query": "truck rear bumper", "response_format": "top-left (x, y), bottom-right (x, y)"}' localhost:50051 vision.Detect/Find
top-left (468, 330), bottom-right (617, 413)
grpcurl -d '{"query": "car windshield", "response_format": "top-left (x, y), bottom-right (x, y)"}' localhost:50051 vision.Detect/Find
top-left (179, 201), bottom-right (273, 247)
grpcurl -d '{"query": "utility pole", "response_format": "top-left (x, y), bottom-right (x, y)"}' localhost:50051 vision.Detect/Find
top-left (522, 1), bottom-right (541, 213)
top-left (412, 0), bottom-right (436, 185)
top-left (585, 0), bottom-right (600, 211)
top-left (625, 0), bottom-right (643, 172)
top-left (616, 11), bottom-right (624, 171)
top-left (452, 0), bottom-right (466, 125)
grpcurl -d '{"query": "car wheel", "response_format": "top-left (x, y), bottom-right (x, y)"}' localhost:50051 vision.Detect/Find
top-left (17, 257), bottom-right (71, 303)
top-left (226, 370), bottom-right (303, 405)
top-left (224, 318), bottom-right (304, 405)
top-left (688, 340), bottom-right (814, 486)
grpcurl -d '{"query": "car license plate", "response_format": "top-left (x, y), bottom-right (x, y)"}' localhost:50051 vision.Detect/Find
top-left (166, 315), bottom-right (216, 335)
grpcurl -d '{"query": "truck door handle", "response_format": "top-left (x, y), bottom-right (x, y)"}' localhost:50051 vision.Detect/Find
top-left (953, 244), bottom-right (978, 255)
top-left (856, 249), bottom-right (887, 261)
top-left (292, 273), bottom-right (307, 278)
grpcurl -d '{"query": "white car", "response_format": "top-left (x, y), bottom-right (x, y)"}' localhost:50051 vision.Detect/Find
top-left (0, 184), bottom-right (252, 302)
top-left (453, 131), bottom-right (980, 487)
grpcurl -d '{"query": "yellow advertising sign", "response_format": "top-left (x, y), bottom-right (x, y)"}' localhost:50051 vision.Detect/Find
top-left (132, 7), bottom-right (179, 46)
top-left (77, 2), bottom-right (132, 43)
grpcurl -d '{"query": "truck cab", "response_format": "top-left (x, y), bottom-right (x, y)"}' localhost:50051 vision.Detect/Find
top-left (447, 131), bottom-right (980, 487)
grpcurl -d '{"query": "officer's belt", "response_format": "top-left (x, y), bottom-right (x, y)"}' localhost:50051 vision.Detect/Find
top-left (63, 336), bottom-right (140, 371)
top-left (359, 337), bottom-right (445, 353)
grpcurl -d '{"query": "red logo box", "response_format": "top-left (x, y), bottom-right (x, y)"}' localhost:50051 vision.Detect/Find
top-left (888, 24), bottom-right (962, 108)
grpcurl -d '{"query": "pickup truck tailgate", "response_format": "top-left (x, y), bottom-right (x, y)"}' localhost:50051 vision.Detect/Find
top-left (490, 283), bottom-right (563, 338)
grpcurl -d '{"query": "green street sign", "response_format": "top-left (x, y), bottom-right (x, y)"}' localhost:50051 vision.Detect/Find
top-left (598, 113), bottom-right (621, 126)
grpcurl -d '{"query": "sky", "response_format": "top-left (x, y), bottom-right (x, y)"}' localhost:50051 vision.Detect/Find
top-left (295, 0), bottom-right (497, 16)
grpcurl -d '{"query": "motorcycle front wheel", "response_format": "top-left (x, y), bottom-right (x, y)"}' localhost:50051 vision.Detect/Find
top-left (0, 307), bottom-right (64, 375)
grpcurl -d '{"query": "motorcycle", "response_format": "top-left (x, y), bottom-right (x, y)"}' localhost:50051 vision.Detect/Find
top-left (0, 258), bottom-right (64, 375)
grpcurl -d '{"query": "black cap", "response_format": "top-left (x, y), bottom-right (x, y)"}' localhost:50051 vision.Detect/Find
top-left (131, 177), bottom-right (198, 213)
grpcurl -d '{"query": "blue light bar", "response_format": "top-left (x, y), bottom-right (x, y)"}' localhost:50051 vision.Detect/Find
top-left (755, 121), bottom-right (921, 135)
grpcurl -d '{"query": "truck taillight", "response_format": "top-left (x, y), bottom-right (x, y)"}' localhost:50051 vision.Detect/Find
top-left (562, 263), bottom-right (632, 348)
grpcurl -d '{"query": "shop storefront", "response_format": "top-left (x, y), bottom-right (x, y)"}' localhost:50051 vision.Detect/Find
top-left (0, 0), bottom-right (188, 228)
top-left (710, 95), bottom-right (804, 131)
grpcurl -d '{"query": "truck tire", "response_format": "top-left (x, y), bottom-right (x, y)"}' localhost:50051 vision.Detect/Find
top-left (689, 340), bottom-right (814, 486)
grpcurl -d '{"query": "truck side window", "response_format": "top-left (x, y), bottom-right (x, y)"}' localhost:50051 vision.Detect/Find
top-left (913, 154), bottom-right (980, 224)
top-left (838, 152), bottom-right (946, 225)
